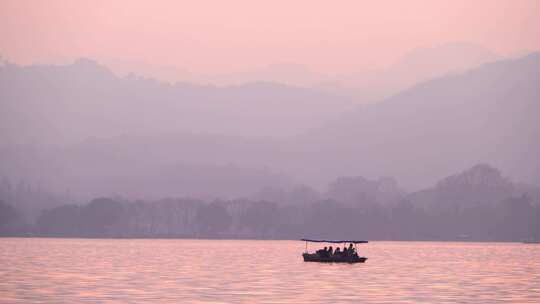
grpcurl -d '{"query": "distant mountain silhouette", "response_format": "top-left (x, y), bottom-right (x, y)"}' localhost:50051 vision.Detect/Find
top-left (1, 53), bottom-right (538, 200)
top-left (100, 42), bottom-right (502, 103)
top-left (0, 137), bottom-right (293, 202)
top-left (0, 58), bottom-right (354, 144)
top-left (323, 42), bottom-right (501, 102)
top-left (302, 52), bottom-right (540, 189)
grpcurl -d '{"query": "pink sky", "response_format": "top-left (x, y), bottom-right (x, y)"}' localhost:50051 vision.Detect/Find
top-left (1, 0), bottom-right (539, 75)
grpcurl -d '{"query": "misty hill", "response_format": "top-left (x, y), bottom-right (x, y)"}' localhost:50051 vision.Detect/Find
top-left (103, 42), bottom-right (501, 103)
top-left (408, 164), bottom-right (518, 211)
top-left (322, 42), bottom-right (500, 102)
top-left (326, 176), bottom-right (403, 206)
top-left (301, 52), bottom-right (540, 189)
top-left (0, 145), bottom-right (293, 203)
top-left (0, 131), bottom-right (297, 203)
top-left (402, 164), bottom-right (539, 240)
top-left (1, 53), bottom-right (539, 200)
top-left (0, 58), bottom-right (355, 144)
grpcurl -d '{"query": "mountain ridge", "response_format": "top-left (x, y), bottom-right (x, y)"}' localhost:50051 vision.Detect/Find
top-left (298, 52), bottom-right (540, 189)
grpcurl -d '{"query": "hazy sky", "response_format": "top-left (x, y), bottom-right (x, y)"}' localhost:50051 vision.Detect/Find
top-left (1, 0), bottom-right (539, 75)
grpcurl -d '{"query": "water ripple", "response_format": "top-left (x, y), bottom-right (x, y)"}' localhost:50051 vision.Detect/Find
top-left (1, 239), bottom-right (539, 303)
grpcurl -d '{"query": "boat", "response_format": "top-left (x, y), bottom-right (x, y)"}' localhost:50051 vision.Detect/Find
top-left (301, 239), bottom-right (368, 263)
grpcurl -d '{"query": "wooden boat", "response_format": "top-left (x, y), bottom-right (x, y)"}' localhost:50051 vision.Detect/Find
top-left (301, 239), bottom-right (368, 263)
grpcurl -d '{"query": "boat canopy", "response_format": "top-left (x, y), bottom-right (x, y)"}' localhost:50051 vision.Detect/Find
top-left (301, 239), bottom-right (368, 244)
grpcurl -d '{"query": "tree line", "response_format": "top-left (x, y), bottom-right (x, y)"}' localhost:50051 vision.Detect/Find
top-left (1, 194), bottom-right (538, 241)
top-left (1, 164), bottom-right (539, 241)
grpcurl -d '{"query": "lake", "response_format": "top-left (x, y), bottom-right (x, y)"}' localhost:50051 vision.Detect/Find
top-left (1, 238), bottom-right (539, 303)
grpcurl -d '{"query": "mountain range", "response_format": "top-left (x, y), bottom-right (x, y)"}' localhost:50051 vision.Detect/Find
top-left (299, 52), bottom-right (540, 188)
top-left (0, 50), bottom-right (539, 200)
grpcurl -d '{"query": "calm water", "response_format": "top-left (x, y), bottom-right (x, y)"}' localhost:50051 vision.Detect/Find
top-left (1, 239), bottom-right (539, 303)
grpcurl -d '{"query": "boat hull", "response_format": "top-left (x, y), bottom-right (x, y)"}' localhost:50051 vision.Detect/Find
top-left (302, 253), bottom-right (367, 263)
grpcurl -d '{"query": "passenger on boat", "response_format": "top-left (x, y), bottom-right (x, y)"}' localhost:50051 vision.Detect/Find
top-left (315, 246), bottom-right (328, 257)
top-left (323, 246), bottom-right (330, 258)
top-left (348, 243), bottom-right (354, 253)
top-left (328, 246), bottom-right (333, 256)
top-left (334, 247), bottom-right (341, 256)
